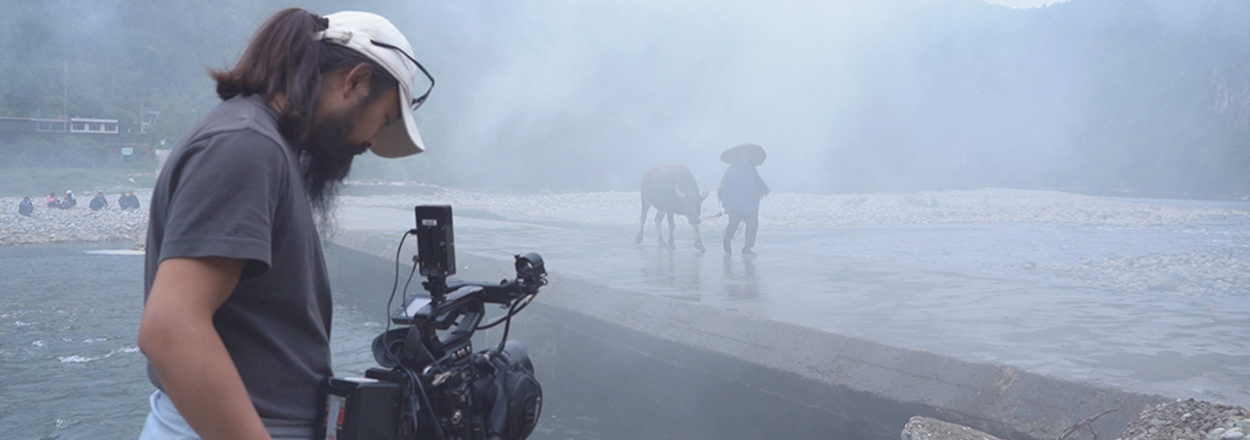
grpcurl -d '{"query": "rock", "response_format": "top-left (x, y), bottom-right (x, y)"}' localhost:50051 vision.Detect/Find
top-left (900, 416), bottom-right (1004, 440)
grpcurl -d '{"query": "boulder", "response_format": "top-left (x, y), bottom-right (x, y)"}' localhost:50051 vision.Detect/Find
top-left (901, 416), bottom-right (1005, 440)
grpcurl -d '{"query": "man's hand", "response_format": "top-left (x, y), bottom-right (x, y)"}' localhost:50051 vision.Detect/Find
top-left (138, 257), bottom-right (272, 440)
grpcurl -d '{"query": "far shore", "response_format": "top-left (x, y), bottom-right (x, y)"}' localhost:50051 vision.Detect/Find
top-left (4, 187), bottom-right (1248, 247)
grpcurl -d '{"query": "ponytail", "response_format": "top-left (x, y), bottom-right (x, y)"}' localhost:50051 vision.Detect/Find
top-left (209, 8), bottom-right (327, 143)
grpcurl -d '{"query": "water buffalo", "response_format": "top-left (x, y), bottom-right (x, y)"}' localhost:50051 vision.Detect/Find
top-left (636, 165), bottom-right (707, 251)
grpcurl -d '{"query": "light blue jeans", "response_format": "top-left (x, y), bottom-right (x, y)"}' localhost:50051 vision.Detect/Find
top-left (139, 390), bottom-right (315, 440)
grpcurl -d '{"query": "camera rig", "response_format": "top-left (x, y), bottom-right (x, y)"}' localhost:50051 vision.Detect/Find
top-left (318, 205), bottom-right (546, 440)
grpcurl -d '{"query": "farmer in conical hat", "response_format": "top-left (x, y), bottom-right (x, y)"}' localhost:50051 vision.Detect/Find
top-left (718, 143), bottom-right (770, 256)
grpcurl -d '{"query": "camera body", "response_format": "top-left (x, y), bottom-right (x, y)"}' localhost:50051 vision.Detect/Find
top-left (318, 205), bottom-right (545, 440)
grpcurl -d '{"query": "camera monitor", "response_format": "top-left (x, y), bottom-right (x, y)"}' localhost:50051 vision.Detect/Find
top-left (414, 205), bottom-right (455, 279)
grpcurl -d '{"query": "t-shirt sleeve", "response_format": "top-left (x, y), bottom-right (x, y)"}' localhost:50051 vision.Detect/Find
top-left (158, 129), bottom-right (287, 278)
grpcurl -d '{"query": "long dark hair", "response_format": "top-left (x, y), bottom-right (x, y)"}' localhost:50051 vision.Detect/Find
top-left (210, 8), bottom-right (397, 147)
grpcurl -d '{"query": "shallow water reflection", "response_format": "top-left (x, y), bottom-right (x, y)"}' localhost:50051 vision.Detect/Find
top-left (335, 204), bottom-right (1250, 408)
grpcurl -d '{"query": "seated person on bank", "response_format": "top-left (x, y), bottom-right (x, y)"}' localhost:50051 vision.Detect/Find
top-left (19, 197), bottom-right (35, 216)
top-left (90, 192), bottom-right (109, 211)
top-left (119, 191), bottom-right (140, 210)
top-left (60, 190), bottom-right (77, 209)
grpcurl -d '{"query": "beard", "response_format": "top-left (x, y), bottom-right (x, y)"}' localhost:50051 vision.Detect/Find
top-left (300, 108), bottom-right (369, 221)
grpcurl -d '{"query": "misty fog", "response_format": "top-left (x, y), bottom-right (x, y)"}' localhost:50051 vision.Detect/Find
top-left (2, 0), bottom-right (1247, 198)
top-left (398, 0), bottom-right (1248, 196)
top-left (3, 2), bottom-right (1250, 438)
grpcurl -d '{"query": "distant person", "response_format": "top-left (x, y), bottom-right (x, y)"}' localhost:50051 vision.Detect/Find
top-left (45, 192), bottom-right (59, 208)
top-left (19, 197), bottom-right (34, 216)
top-left (89, 192), bottom-right (109, 211)
top-left (119, 191), bottom-right (141, 210)
top-left (718, 143), bottom-right (770, 256)
top-left (59, 190), bottom-right (77, 209)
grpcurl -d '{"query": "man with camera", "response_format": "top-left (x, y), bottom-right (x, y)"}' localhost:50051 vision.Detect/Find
top-left (137, 8), bottom-right (433, 440)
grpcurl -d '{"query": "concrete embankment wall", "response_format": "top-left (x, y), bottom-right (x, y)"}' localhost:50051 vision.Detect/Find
top-left (327, 230), bottom-right (1167, 440)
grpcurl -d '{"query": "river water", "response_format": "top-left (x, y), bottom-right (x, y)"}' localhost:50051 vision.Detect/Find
top-left (0, 244), bottom-right (349, 438)
top-left (0, 244), bottom-right (145, 439)
top-left (0, 243), bottom-right (612, 440)
top-left (3, 192), bottom-right (1249, 439)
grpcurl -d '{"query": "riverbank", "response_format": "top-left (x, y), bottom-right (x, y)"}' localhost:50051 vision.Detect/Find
top-left (340, 186), bottom-right (1249, 228)
top-left (0, 190), bottom-right (150, 246)
top-left (4, 187), bottom-right (1248, 247)
top-left (0, 168), bottom-right (158, 198)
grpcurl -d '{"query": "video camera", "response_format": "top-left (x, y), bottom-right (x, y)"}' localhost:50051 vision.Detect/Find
top-left (317, 205), bottom-right (546, 440)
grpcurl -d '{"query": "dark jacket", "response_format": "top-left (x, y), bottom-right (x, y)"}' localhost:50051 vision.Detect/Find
top-left (718, 163), bottom-right (769, 212)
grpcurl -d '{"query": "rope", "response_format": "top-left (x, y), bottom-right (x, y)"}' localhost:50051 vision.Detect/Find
top-left (1056, 408), bottom-right (1120, 440)
top-left (702, 211), bottom-right (725, 220)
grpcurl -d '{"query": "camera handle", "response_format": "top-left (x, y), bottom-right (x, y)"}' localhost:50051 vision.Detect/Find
top-left (393, 284), bottom-right (485, 369)
top-left (390, 252), bottom-right (545, 372)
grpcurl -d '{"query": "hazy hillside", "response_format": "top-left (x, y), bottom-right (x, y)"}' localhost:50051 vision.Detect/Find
top-left (0, 0), bottom-right (1246, 198)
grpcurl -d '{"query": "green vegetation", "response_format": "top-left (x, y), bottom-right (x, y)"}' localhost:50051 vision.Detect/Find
top-left (0, 167), bottom-right (155, 197)
top-left (0, 133), bottom-right (158, 196)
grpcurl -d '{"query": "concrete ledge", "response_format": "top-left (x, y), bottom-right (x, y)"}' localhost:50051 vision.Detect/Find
top-left (327, 229), bottom-right (1168, 440)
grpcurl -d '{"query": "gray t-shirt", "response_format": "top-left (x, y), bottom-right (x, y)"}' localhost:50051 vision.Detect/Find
top-left (144, 94), bottom-right (333, 421)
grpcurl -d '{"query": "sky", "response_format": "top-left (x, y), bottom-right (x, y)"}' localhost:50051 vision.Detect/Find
top-left (982, 0), bottom-right (1070, 8)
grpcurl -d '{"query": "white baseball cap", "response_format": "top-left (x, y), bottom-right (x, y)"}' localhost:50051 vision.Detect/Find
top-left (316, 11), bottom-right (431, 158)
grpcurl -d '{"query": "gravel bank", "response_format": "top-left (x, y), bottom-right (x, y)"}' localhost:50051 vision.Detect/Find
top-left (898, 399), bottom-right (1250, 440)
top-left (6, 186), bottom-right (1247, 250)
top-left (1117, 399), bottom-right (1250, 440)
top-left (1, 189), bottom-right (150, 246)
top-left (339, 187), bottom-right (1248, 228)
top-left (338, 186), bottom-right (1250, 297)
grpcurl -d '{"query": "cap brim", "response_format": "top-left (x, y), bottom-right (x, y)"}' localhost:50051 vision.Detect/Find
top-left (370, 86), bottom-right (425, 158)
